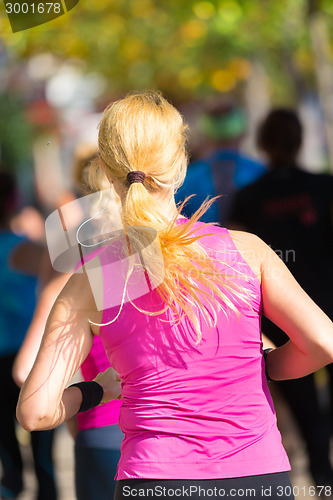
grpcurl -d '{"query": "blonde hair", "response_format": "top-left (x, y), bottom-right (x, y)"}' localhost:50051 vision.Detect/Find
top-left (72, 142), bottom-right (107, 195)
top-left (90, 91), bottom-right (248, 342)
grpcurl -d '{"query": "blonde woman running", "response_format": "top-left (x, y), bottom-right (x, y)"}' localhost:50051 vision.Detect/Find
top-left (17, 91), bottom-right (333, 500)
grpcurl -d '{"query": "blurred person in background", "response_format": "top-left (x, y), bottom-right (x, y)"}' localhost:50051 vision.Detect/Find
top-left (10, 206), bottom-right (45, 243)
top-left (229, 108), bottom-right (333, 487)
top-left (0, 169), bottom-right (57, 500)
top-left (176, 99), bottom-right (266, 225)
top-left (13, 142), bottom-right (123, 500)
top-left (15, 91), bottom-right (333, 500)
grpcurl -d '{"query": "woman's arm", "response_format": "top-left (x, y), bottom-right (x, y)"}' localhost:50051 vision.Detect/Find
top-left (230, 231), bottom-right (333, 380)
top-left (260, 237), bottom-right (333, 380)
top-left (16, 272), bottom-right (97, 431)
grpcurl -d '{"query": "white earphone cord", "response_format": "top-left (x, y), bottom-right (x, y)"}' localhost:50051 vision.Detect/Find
top-left (76, 186), bottom-right (115, 248)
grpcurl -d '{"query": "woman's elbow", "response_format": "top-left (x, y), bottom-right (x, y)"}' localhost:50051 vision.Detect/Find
top-left (16, 404), bottom-right (52, 432)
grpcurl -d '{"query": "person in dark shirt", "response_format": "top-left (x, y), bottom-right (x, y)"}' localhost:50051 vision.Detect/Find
top-left (230, 108), bottom-right (333, 487)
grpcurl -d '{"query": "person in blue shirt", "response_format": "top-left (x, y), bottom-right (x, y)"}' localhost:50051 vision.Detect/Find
top-left (176, 99), bottom-right (266, 225)
top-left (0, 169), bottom-right (58, 500)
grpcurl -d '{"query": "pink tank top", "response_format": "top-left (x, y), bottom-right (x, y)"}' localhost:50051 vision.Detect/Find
top-left (77, 335), bottom-right (122, 431)
top-left (99, 220), bottom-right (290, 479)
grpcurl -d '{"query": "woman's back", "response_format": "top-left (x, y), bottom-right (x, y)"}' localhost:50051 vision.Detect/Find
top-left (98, 221), bottom-right (290, 479)
top-left (16, 91), bottom-right (333, 500)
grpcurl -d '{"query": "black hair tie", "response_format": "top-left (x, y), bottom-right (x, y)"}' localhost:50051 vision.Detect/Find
top-left (127, 171), bottom-right (146, 185)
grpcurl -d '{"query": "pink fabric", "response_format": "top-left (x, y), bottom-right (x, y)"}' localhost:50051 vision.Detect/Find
top-left (99, 220), bottom-right (290, 479)
top-left (77, 335), bottom-right (122, 430)
top-left (74, 248), bottom-right (122, 431)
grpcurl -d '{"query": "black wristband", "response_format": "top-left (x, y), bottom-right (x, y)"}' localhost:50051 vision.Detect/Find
top-left (68, 381), bottom-right (104, 413)
top-left (263, 348), bottom-right (274, 382)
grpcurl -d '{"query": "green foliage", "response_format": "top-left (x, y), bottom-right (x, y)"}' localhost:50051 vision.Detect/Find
top-left (0, 93), bottom-right (34, 169)
top-left (1, 0), bottom-right (331, 100)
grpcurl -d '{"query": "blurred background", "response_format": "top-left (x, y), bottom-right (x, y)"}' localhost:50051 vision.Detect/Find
top-left (1, 0), bottom-right (333, 499)
top-left (1, 0), bottom-right (333, 207)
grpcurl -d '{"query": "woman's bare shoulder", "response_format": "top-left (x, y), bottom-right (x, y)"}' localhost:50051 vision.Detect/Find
top-left (227, 229), bottom-right (263, 245)
top-left (54, 271), bottom-right (102, 326)
top-left (227, 229), bottom-right (270, 283)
